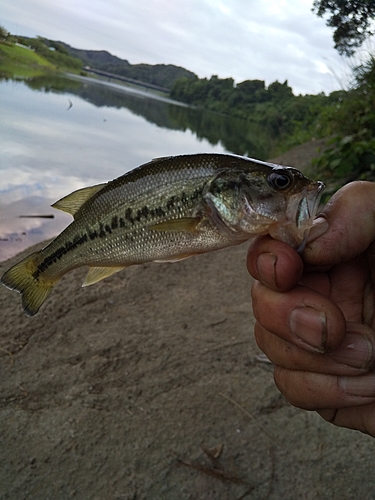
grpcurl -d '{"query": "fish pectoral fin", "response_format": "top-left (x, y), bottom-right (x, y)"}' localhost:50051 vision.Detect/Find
top-left (52, 183), bottom-right (107, 217)
top-left (148, 217), bottom-right (202, 233)
top-left (82, 266), bottom-right (126, 287)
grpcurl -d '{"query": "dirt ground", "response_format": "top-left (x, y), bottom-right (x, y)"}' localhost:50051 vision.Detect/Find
top-left (1, 142), bottom-right (374, 500)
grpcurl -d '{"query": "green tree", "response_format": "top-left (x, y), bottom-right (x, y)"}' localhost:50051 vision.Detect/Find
top-left (0, 25), bottom-right (9, 41)
top-left (267, 80), bottom-right (294, 102)
top-left (314, 55), bottom-right (375, 184)
top-left (313, 0), bottom-right (375, 56)
top-left (236, 80), bottom-right (268, 104)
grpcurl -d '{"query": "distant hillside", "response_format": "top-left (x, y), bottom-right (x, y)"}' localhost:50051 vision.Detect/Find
top-left (53, 40), bottom-right (198, 90)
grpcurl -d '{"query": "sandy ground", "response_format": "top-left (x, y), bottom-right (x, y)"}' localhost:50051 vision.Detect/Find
top-left (1, 141), bottom-right (374, 500)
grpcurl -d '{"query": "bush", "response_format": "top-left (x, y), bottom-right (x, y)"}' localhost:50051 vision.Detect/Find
top-left (314, 55), bottom-right (375, 185)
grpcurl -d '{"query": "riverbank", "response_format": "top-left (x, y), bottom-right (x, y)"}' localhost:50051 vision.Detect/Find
top-left (0, 42), bottom-right (55, 77)
top-left (1, 144), bottom-right (374, 499)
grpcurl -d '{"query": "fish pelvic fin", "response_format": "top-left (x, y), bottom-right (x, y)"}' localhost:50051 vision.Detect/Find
top-left (0, 253), bottom-right (57, 316)
top-left (52, 183), bottom-right (106, 217)
top-left (82, 266), bottom-right (126, 287)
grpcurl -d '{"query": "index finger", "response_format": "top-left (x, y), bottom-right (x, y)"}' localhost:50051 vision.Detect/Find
top-left (247, 235), bottom-right (303, 292)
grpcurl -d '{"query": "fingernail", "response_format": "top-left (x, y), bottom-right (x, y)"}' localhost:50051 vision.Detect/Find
top-left (330, 332), bottom-right (373, 370)
top-left (289, 307), bottom-right (327, 352)
top-left (256, 252), bottom-right (276, 287)
top-left (339, 373), bottom-right (375, 397)
top-left (306, 217), bottom-right (329, 244)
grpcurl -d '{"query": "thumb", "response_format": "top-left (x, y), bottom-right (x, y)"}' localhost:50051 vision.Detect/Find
top-left (304, 181), bottom-right (375, 268)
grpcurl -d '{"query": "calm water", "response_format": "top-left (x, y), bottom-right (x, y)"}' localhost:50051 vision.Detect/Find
top-left (0, 73), bottom-right (276, 261)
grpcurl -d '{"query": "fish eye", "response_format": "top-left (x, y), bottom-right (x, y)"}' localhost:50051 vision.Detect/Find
top-left (267, 171), bottom-right (293, 191)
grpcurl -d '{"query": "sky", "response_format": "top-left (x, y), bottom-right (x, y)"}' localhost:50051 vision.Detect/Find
top-left (1, 0), bottom-right (363, 95)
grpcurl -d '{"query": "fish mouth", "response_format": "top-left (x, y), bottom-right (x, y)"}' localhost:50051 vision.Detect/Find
top-left (296, 181), bottom-right (325, 229)
top-left (294, 180), bottom-right (325, 251)
top-left (268, 180), bottom-right (325, 250)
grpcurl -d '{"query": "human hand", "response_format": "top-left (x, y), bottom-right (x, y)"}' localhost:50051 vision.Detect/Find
top-left (247, 181), bottom-right (375, 437)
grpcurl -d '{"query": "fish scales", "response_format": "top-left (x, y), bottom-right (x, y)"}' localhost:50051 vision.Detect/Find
top-left (36, 155), bottom-right (240, 274)
top-left (0, 153), bottom-right (325, 315)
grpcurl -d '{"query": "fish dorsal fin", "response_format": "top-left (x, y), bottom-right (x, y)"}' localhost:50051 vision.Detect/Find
top-left (150, 156), bottom-right (172, 162)
top-left (82, 266), bottom-right (126, 287)
top-left (52, 183), bottom-right (106, 217)
top-left (148, 217), bottom-right (202, 233)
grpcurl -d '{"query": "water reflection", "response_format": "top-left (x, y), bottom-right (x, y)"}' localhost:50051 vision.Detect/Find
top-left (0, 73), bottom-right (276, 261)
top-left (21, 73), bottom-right (277, 158)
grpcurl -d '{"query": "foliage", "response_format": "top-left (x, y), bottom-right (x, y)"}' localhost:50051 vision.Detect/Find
top-left (170, 75), bottom-right (330, 148)
top-left (313, 0), bottom-right (375, 56)
top-left (16, 36), bottom-right (82, 71)
top-left (313, 55), bottom-right (375, 185)
top-left (171, 58), bottom-right (375, 186)
top-left (0, 25), bottom-right (9, 40)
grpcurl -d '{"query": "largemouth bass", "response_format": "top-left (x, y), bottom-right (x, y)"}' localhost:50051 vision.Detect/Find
top-left (1, 154), bottom-right (324, 316)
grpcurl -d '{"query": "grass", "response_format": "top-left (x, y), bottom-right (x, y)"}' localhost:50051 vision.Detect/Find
top-left (0, 42), bottom-right (55, 78)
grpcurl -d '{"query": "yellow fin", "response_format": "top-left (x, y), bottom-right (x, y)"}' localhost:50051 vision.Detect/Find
top-left (82, 266), bottom-right (126, 287)
top-left (0, 252), bottom-right (57, 316)
top-left (52, 183), bottom-right (106, 217)
top-left (148, 217), bottom-right (202, 233)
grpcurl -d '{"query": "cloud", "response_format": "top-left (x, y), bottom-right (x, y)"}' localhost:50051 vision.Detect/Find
top-left (2, 0), bottom-right (348, 94)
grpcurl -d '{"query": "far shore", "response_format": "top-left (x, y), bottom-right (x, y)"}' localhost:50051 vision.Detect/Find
top-left (65, 72), bottom-right (190, 107)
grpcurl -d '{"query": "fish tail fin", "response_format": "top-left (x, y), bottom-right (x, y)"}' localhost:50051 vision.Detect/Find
top-left (1, 252), bottom-right (57, 316)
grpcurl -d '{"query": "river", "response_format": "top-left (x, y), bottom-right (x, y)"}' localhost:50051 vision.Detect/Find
top-left (0, 73), bottom-right (276, 261)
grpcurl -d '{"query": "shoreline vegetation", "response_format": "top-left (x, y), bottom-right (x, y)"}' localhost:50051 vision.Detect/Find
top-left (1, 29), bottom-right (374, 190)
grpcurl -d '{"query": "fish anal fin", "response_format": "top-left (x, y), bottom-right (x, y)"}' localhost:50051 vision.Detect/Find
top-left (148, 217), bottom-right (202, 233)
top-left (52, 183), bottom-right (107, 217)
top-left (82, 266), bottom-right (126, 287)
